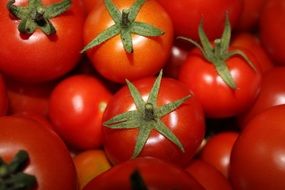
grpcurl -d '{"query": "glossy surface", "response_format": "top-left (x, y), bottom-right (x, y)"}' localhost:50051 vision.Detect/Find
top-left (0, 116), bottom-right (77, 190)
top-left (83, 0), bottom-right (173, 83)
top-left (102, 76), bottom-right (205, 167)
top-left (84, 157), bottom-right (205, 190)
top-left (178, 48), bottom-right (262, 118)
top-left (49, 74), bottom-right (112, 150)
top-left (0, 0), bottom-right (85, 82)
top-left (230, 105), bottom-right (285, 190)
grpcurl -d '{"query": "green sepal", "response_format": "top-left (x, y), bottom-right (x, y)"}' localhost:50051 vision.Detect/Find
top-left (103, 70), bottom-right (190, 158)
top-left (81, 0), bottom-right (164, 53)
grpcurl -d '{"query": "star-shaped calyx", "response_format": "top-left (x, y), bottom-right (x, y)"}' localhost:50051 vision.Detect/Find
top-left (103, 71), bottom-right (191, 158)
top-left (81, 0), bottom-right (164, 53)
top-left (178, 15), bottom-right (257, 89)
top-left (7, 0), bottom-right (71, 35)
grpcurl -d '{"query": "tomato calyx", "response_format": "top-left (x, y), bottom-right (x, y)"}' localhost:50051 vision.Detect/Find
top-left (81, 0), bottom-right (165, 53)
top-left (0, 150), bottom-right (36, 190)
top-left (104, 71), bottom-right (189, 158)
top-left (7, 0), bottom-right (71, 35)
top-left (178, 16), bottom-right (256, 89)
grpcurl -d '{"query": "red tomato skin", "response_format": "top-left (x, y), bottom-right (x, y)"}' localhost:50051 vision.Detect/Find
top-left (259, 0), bottom-right (285, 65)
top-left (0, 74), bottom-right (8, 116)
top-left (48, 74), bottom-right (112, 150)
top-left (237, 66), bottom-right (285, 127)
top-left (83, 0), bottom-right (174, 83)
top-left (230, 105), bottom-right (285, 190)
top-left (0, 116), bottom-right (78, 190)
top-left (178, 49), bottom-right (262, 118)
top-left (102, 76), bottom-right (205, 167)
top-left (199, 131), bottom-right (239, 178)
top-left (185, 159), bottom-right (233, 190)
top-left (0, 0), bottom-right (85, 83)
top-left (83, 157), bottom-right (205, 190)
top-left (156, 0), bottom-right (242, 41)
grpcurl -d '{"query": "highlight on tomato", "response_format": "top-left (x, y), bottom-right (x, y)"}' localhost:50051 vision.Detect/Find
top-left (81, 0), bottom-right (174, 83)
top-left (102, 71), bottom-right (205, 167)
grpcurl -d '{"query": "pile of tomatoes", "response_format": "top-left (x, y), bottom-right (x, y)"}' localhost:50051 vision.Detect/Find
top-left (0, 0), bottom-right (285, 189)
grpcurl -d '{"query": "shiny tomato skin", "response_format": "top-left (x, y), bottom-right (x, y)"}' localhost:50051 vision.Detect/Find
top-left (0, 74), bottom-right (8, 116)
top-left (0, 0), bottom-right (85, 83)
top-left (83, 157), bottom-right (205, 190)
top-left (48, 74), bottom-right (112, 150)
top-left (102, 76), bottom-right (205, 167)
top-left (185, 159), bottom-right (233, 190)
top-left (156, 0), bottom-right (242, 41)
top-left (0, 116), bottom-right (78, 190)
top-left (199, 131), bottom-right (239, 178)
top-left (259, 0), bottom-right (285, 65)
top-left (229, 105), bottom-right (285, 190)
top-left (237, 67), bottom-right (285, 127)
top-left (83, 0), bottom-right (174, 83)
top-left (178, 49), bottom-right (262, 118)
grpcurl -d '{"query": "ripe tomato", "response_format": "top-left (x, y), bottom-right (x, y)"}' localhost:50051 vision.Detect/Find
top-left (0, 0), bottom-right (85, 83)
top-left (156, 0), bottom-right (242, 41)
top-left (81, 0), bottom-right (103, 15)
top-left (102, 73), bottom-right (205, 167)
top-left (48, 74), bottom-right (112, 150)
top-left (231, 32), bottom-right (273, 74)
top-left (185, 159), bottom-right (233, 190)
top-left (0, 74), bottom-right (8, 116)
top-left (73, 149), bottom-right (111, 190)
top-left (199, 131), bottom-right (239, 178)
top-left (82, 0), bottom-right (173, 83)
top-left (237, 66), bottom-right (285, 127)
top-left (259, 0), bottom-right (285, 65)
top-left (230, 105), bottom-right (285, 190)
top-left (0, 116), bottom-right (78, 190)
top-left (83, 157), bottom-right (205, 190)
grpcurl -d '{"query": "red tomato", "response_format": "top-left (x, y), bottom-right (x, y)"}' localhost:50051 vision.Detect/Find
top-left (82, 0), bottom-right (103, 15)
top-left (0, 0), bottom-right (85, 83)
top-left (73, 149), bottom-right (111, 190)
top-left (48, 74), bottom-right (112, 150)
top-left (83, 157), bottom-right (205, 190)
top-left (6, 79), bottom-right (55, 117)
top-left (0, 116), bottom-right (78, 190)
top-left (178, 47), bottom-right (261, 118)
top-left (237, 66), bottom-right (285, 127)
top-left (236, 0), bottom-right (267, 32)
top-left (102, 74), bottom-right (205, 167)
top-left (82, 0), bottom-right (173, 83)
top-left (185, 159), bottom-right (233, 190)
top-left (156, 0), bottom-right (242, 40)
top-left (259, 0), bottom-right (285, 65)
top-left (231, 32), bottom-right (273, 74)
top-left (230, 105), bottom-right (285, 190)
top-left (0, 74), bottom-right (8, 116)
top-left (199, 131), bottom-right (239, 178)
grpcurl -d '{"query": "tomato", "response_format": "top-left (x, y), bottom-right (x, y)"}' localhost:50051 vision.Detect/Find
top-left (83, 157), bottom-right (205, 190)
top-left (0, 116), bottom-right (77, 190)
top-left (48, 74), bottom-right (112, 150)
top-left (231, 32), bottom-right (273, 74)
top-left (199, 131), bottom-right (239, 178)
top-left (259, 0), bottom-right (285, 65)
top-left (156, 0), bottom-right (242, 41)
top-left (0, 74), bottom-right (8, 116)
top-left (82, 0), bottom-right (173, 83)
top-left (237, 66), bottom-right (285, 127)
top-left (6, 79), bottom-right (55, 117)
top-left (82, 0), bottom-right (103, 15)
top-left (102, 72), bottom-right (205, 167)
top-left (73, 149), bottom-right (111, 190)
top-left (0, 0), bottom-right (85, 83)
top-left (236, 0), bottom-right (267, 32)
top-left (185, 159), bottom-right (233, 190)
top-left (229, 105), bottom-right (285, 190)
